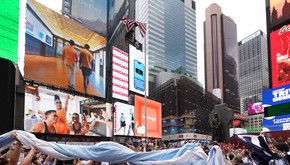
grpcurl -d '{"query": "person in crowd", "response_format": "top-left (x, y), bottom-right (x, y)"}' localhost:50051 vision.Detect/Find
top-left (53, 95), bottom-right (70, 134)
top-left (69, 113), bottom-right (88, 135)
top-left (232, 157), bottom-right (245, 165)
top-left (79, 44), bottom-right (93, 94)
top-left (242, 149), bottom-right (254, 165)
top-left (62, 39), bottom-right (78, 91)
top-left (30, 110), bottom-right (57, 134)
top-left (21, 146), bottom-right (39, 165)
top-left (272, 142), bottom-right (290, 165)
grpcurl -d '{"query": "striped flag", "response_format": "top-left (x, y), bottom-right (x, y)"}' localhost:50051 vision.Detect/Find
top-left (120, 18), bottom-right (146, 38)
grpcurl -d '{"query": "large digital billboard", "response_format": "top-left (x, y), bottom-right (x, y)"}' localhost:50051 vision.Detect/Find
top-left (247, 102), bottom-right (264, 115)
top-left (0, 0), bottom-right (19, 63)
top-left (113, 102), bottom-right (134, 136)
top-left (269, 0), bottom-right (290, 29)
top-left (24, 85), bottom-right (112, 137)
top-left (24, 0), bottom-right (106, 97)
top-left (263, 84), bottom-right (290, 107)
top-left (270, 23), bottom-right (290, 88)
top-left (263, 114), bottom-right (290, 132)
top-left (129, 45), bottom-right (149, 95)
top-left (134, 95), bottom-right (162, 138)
top-left (112, 46), bottom-right (129, 101)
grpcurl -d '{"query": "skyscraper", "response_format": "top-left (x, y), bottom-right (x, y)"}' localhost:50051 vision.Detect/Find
top-left (135, 0), bottom-right (197, 90)
top-left (204, 3), bottom-right (239, 110)
top-left (238, 30), bottom-right (268, 113)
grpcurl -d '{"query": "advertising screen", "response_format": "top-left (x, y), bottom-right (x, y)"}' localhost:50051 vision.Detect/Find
top-left (270, 23), bottom-right (290, 88)
top-left (269, 0), bottom-right (290, 29)
top-left (113, 102), bottom-right (134, 136)
top-left (0, 0), bottom-right (19, 63)
top-left (24, 85), bottom-right (112, 137)
top-left (129, 45), bottom-right (149, 95)
top-left (134, 95), bottom-right (162, 138)
top-left (24, 0), bottom-right (107, 97)
top-left (262, 84), bottom-right (290, 107)
top-left (263, 114), bottom-right (290, 132)
top-left (112, 46), bottom-right (129, 101)
top-left (247, 102), bottom-right (264, 115)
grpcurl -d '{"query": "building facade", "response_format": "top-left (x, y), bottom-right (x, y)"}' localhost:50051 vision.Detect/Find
top-left (135, 0), bottom-right (197, 90)
top-left (151, 74), bottom-right (220, 136)
top-left (204, 3), bottom-right (239, 111)
top-left (238, 30), bottom-right (268, 113)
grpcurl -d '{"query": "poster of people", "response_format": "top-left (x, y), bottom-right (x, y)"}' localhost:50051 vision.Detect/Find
top-left (24, 85), bottom-right (112, 137)
top-left (24, 0), bottom-right (106, 97)
top-left (271, 23), bottom-right (290, 88)
top-left (113, 102), bottom-right (135, 136)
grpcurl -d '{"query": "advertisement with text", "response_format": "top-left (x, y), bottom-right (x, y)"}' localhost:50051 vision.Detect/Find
top-left (134, 95), bottom-right (162, 138)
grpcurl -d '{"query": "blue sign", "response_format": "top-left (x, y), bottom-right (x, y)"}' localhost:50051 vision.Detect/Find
top-left (262, 84), bottom-right (290, 107)
top-left (263, 114), bottom-right (290, 132)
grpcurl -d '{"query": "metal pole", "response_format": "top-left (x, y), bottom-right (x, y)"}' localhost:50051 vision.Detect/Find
top-left (144, 32), bottom-right (147, 140)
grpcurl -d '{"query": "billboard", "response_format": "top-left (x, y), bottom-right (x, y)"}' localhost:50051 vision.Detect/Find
top-left (247, 102), bottom-right (264, 115)
top-left (134, 95), bottom-right (162, 138)
top-left (24, 85), bottom-right (112, 137)
top-left (113, 102), bottom-right (134, 136)
top-left (24, 0), bottom-right (107, 97)
top-left (129, 45), bottom-right (149, 95)
top-left (0, 0), bottom-right (19, 63)
top-left (263, 114), bottom-right (290, 131)
top-left (270, 23), bottom-right (290, 88)
top-left (263, 84), bottom-right (290, 107)
top-left (112, 46), bottom-right (129, 101)
top-left (269, 0), bottom-right (290, 29)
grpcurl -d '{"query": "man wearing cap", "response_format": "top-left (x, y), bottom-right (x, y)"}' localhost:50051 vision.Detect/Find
top-left (79, 44), bottom-right (93, 94)
top-left (53, 95), bottom-right (70, 134)
top-left (30, 110), bottom-right (57, 134)
top-left (62, 40), bottom-right (78, 90)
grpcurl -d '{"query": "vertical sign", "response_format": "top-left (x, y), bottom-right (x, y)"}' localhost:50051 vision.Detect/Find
top-left (112, 47), bottom-right (129, 101)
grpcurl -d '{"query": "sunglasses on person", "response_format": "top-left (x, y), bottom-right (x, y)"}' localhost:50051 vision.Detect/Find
top-left (55, 101), bottom-right (62, 104)
top-left (72, 116), bottom-right (79, 119)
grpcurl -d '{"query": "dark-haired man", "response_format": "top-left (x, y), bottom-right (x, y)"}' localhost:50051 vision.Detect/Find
top-left (62, 39), bottom-right (78, 90)
top-left (30, 110), bottom-right (57, 134)
top-left (69, 113), bottom-right (88, 135)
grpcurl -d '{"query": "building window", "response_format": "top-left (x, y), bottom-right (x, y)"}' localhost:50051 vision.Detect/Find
top-left (192, 1), bottom-right (196, 10)
top-left (211, 14), bottom-right (219, 88)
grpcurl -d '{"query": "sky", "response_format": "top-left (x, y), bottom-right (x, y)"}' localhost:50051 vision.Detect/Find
top-left (195, 0), bottom-right (267, 87)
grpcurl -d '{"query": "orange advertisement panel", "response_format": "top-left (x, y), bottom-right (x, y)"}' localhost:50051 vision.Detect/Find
top-left (134, 95), bottom-right (162, 138)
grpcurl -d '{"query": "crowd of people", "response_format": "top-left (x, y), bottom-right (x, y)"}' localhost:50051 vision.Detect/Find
top-left (1, 131), bottom-right (290, 165)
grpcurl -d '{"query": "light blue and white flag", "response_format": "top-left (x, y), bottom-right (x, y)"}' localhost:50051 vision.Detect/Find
top-left (0, 130), bottom-right (210, 165)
